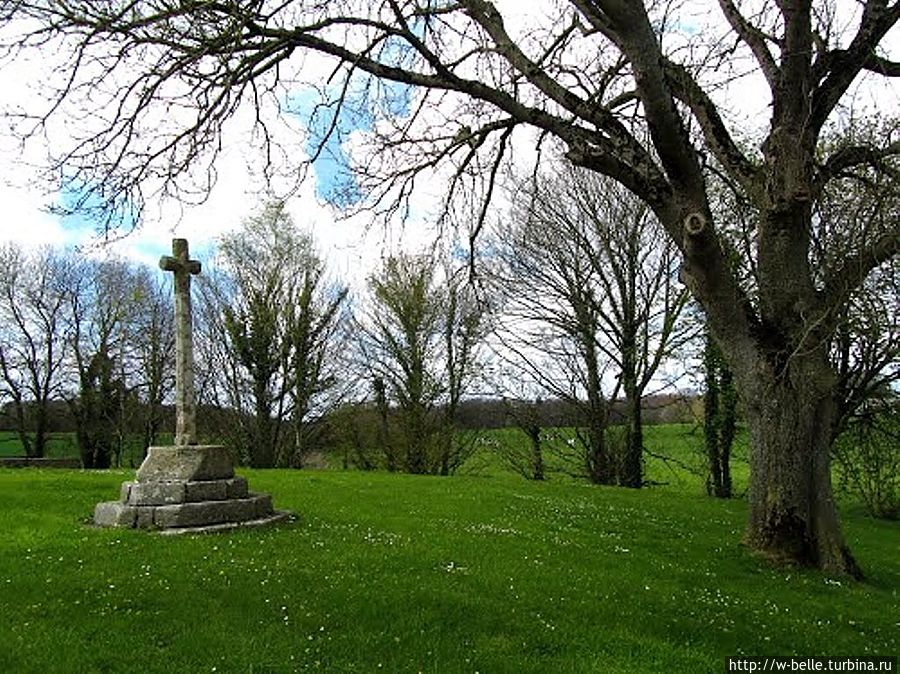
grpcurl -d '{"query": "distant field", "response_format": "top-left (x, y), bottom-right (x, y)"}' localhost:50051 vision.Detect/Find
top-left (0, 467), bottom-right (896, 673)
top-left (0, 431), bottom-right (174, 466)
top-left (0, 422), bottom-right (757, 501)
top-left (0, 431), bottom-right (79, 459)
top-left (457, 422), bottom-right (750, 497)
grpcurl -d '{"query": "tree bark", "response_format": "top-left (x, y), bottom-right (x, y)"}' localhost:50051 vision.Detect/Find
top-left (528, 426), bottom-right (545, 481)
top-left (583, 334), bottom-right (615, 485)
top-left (718, 367), bottom-right (736, 498)
top-left (11, 401), bottom-right (33, 458)
top-left (373, 377), bottom-right (395, 471)
top-left (739, 351), bottom-right (862, 578)
top-left (704, 332), bottom-right (734, 498)
top-left (586, 417), bottom-right (614, 485)
top-left (621, 378), bottom-right (643, 488)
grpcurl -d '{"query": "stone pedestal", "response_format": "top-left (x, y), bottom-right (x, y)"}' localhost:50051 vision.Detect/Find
top-left (94, 445), bottom-right (290, 534)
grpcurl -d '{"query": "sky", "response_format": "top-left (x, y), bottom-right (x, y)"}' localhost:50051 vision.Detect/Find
top-left (0, 27), bottom-right (433, 292)
top-left (0, 99), bottom-right (410, 291)
top-left (0, 3), bottom-right (897, 292)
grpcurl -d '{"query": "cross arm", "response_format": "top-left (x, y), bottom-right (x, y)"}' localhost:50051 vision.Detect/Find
top-left (159, 255), bottom-right (202, 275)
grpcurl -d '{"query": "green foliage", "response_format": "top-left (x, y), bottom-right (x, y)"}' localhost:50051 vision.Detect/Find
top-left (833, 408), bottom-right (900, 520)
top-left (0, 468), bottom-right (896, 673)
top-left (359, 254), bottom-right (487, 476)
top-left (206, 201), bottom-right (348, 468)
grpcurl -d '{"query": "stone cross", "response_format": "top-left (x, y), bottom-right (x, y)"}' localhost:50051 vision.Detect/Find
top-left (159, 238), bottom-right (201, 446)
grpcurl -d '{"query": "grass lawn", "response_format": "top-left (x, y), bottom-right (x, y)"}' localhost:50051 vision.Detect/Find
top-left (0, 431), bottom-right (80, 459)
top-left (0, 464), bottom-right (897, 673)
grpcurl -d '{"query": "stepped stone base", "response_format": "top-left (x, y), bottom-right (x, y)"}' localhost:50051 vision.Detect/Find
top-left (93, 445), bottom-right (290, 533)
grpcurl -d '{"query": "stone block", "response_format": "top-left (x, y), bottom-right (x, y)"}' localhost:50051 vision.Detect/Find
top-left (158, 510), bottom-right (293, 536)
top-left (184, 479), bottom-right (226, 502)
top-left (94, 501), bottom-right (137, 528)
top-left (153, 494), bottom-right (273, 529)
top-left (225, 476), bottom-right (248, 499)
top-left (136, 445), bottom-right (235, 482)
top-left (135, 507), bottom-right (157, 528)
top-left (127, 480), bottom-right (186, 506)
top-left (120, 481), bottom-right (134, 503)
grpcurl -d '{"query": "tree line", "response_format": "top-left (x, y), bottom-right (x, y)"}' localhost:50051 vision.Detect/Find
top-left (2, 167), bottom-right (894, 523)
top-left (0, 247), bottom-right (174, 467)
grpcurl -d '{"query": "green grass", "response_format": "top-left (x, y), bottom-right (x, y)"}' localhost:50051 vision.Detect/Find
top-left (0, 466), bottom-right (897, 673)
top-left (460, 423), bottom-right (751, 496)
top-left (643, 423), bottom-right (750, 495)
top-left (0, 431), bottom-right (80, 459)
top-left (0, 431), bottom-right (175, 466)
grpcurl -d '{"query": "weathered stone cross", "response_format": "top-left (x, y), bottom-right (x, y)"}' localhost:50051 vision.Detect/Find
top-left (159, 238), bottom-right (201, 446)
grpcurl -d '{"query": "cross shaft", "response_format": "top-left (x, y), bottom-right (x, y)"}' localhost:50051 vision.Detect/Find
top-left (159, 238), bottom-right (201, 445)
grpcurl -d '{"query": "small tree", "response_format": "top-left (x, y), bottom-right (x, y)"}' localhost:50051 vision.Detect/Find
top-left (358, 254), bottom-right (443, 474)
top-left (502, 398), bottom-right (547, 481)
top-left (0, 245), bottom-right (74, 458)
top-left (703, 329), bottom-right (737, 499)
top-left (437, 270), bottom-right (488, 475)
top-left (198, 201), bottom-right (347, 467)
top-left (283, 244), bottom-right (349, 468)
top-left (357, 252), bottom-right (486, 474)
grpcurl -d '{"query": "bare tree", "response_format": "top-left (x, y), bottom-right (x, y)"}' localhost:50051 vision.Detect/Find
top-left (0, 244), bottom-right (73, 458)
top-left (130, 267), bottom-right (175, 460)
top-left (4, 0), bottom-right (899, 574)
top-left (493, 166), bottom-right (689, 487)
top-left (67, 257), bottom-right (143, 468)
top-left (438, 267), bottom-right (489, 475)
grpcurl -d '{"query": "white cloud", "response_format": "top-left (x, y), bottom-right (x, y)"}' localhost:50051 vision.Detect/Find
top-left (0, 181), bottom-right (66, 249)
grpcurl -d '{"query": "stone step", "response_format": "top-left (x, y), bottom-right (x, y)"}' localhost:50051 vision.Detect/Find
top-left (121, 477), bottom-right (249, 506)
top-left (136, 445), bottom-right (235, 482)
top-left (94, 493), bottom-right (274, 530)
top-left (158, 511), bottom-right (293, 536)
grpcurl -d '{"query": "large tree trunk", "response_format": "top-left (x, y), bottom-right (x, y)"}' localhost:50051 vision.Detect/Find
top-left (583, 339), bottom-right (615, 485)
top-left (585, 418), bottom-right (615, 485)
top-left (740, 353), bottom-right (861, 578)
top-left (404, 406), bottom-right (428, 474)
top-left (32, 399), bottom-right (50, 458)
top-left (11, 401), bottom-right (32, 457)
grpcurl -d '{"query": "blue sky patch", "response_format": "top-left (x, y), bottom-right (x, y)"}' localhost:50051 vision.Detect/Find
top-left (57, 176), bottom-right (138, 239)
top-left (288, 33), bottom-right (417, 208)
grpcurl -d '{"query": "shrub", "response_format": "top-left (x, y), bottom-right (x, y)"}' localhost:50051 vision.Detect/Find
top-left (833, 405), bottom-right (899, 519)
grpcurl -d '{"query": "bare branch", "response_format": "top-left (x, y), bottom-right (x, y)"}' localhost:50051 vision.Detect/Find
top-left (816, 139), bottom-right (900, 190)
top-left (810, 1), bottom-right (900, 132)
top-left (663, 58), bottom-right (761, 195)
top-left (823, 230), bottom-right (900, 313)
top-left (716, 0), bottom-right (780, 88)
